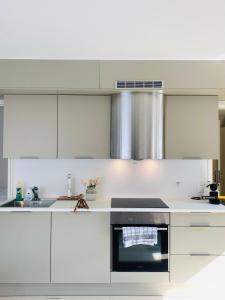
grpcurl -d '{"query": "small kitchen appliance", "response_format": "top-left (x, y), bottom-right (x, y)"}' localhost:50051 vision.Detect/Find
top-left (191, 182), bottom-right (221, 205)
top-left (207, 183), bottom-right (219, 204)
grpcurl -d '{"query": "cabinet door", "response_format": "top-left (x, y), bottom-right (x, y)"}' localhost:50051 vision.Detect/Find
top-left (0, 60), bottom-right (99, 90)
top-left (171, 227), bottom-right (225, 255)
top-left (170, 255), bottom-right (225, 284)
top-left (0, 212), bottom-right (51, 283)
top-left (165, 95), bottom-right (219, 159)
top-left (51, 212), bottom-right (110, 283)
top-left (3, 95), bottom-right (57, 158)
top-left (100, 61), bottom-right (225, 90)
top-left (220, 127), bottom-right (225, 195)
top-left (171, 213), bottom-right (225, 227)
top-left (58, 95), bottom-right (111, 158)
top-left (100, 61), bottom-right (161, 89)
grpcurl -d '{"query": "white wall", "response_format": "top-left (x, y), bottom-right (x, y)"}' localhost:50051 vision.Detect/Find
top-left (11, 159), bottom-right (210, 199)
top-left (0, 0), bottom-right (225, 59)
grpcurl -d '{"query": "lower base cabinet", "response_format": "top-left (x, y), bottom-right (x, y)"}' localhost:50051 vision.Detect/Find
top-left (171, 227), bottom-right (225, 255)
top-left (0, 212), bottom-right (51, 283)
top-left (170, 255), bottom-right (225, 284)
top-left (51, 212), bottom-right (110, 283)
top-left (111, 272), bottom-right (169, 283)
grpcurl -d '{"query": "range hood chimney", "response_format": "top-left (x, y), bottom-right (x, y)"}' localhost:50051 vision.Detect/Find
top-left (111, 92), bottom-right (164, 160)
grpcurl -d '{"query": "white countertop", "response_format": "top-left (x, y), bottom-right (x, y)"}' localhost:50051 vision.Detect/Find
top-left (1, 196), bottom-right (225, 213)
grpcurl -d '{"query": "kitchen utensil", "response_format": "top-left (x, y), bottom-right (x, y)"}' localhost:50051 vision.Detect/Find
top-left (57, 194), bottom-right (84, 201)
top-left (74, 196), bottom-right (89, 211)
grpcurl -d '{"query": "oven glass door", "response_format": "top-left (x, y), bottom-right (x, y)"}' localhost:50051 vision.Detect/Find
top-left (112, 224), bottom-right (168, 272)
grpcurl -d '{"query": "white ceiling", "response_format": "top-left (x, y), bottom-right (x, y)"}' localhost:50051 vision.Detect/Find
top-left (0, 0), bottom-right (225, 59)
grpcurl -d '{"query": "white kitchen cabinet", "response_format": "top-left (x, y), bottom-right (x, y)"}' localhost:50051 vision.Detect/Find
top-left (170, 212), bottom-right (225, 284)
top-left (0, 60), bottom-right (99, 90)
top-left (58, 95), bottom-right (111, 158)
top-left (99, 60), bottom-right (225, 90)
top-left (165, 95), bottom-right (219, 159)
top-left (171, 213), bottom-right (225, 227)
top-left (3, 95), bottom-right (57, 158)
top-left (100, 61), bottom-right (163, 89)
top-left (171, 227), bottom-right (225, 255)
top-left (0, 212), bottom-right (51, 283)
top-left (220, 127), bottom-right (225, 195)
top-left (51, 212), bottom-right (110, 283)
top-left (170, 255), bottom-right (225, 283)
top-left (111, 272), bottom-right (169, 283)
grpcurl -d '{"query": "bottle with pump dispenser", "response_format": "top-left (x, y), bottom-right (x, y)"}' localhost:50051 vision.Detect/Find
top-left (24, 189), bottom-right (33, 201)
top-left (15, 181), bottom-right (24, 201)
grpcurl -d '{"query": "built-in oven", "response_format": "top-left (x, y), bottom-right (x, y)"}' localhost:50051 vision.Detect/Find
top-left (111, 212), bottom-right (169, 272)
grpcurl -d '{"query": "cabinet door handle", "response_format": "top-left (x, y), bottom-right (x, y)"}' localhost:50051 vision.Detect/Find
top-left (189, 212), bottom-right (212, 214)
top-left (8, 211), bottom-right (33, 213)
top-left (189, 225), bottom-right (210, 228)
top-left (20, 156), bottom-right (40, 159)
top-left (73, 156), bottom-right (94, 159)
top-left (182, 157), bottom-right (201, 159)
top-left (189, 254), bottom-right (210, 256)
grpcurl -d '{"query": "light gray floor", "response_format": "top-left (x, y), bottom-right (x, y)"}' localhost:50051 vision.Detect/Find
top-left (0, 297), bottom-right (215, 300)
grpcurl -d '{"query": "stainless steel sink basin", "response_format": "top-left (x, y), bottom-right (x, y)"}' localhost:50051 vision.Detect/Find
top-left (1, 199), bottom-right (56, 208)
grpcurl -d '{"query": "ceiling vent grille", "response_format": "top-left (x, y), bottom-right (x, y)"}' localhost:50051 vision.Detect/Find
top-left (115, 80), bottom-right (164, 89)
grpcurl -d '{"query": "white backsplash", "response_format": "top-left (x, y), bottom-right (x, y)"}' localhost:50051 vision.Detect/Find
top-left (10, 159), bottom-right (211, 199)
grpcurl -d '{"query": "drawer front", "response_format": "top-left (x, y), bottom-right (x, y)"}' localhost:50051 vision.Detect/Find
top-left (170, 255), bottom-right (225, 283)
top-left (111, 272), bottom-right (169, 283)
top-left (171, 213), bottom-right (225, 226)
top-left (171, 227), bottom-right (225, 255)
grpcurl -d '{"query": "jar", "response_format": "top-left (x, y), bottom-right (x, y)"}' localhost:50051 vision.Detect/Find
top-left (86, 186), bottom-right (97, 201)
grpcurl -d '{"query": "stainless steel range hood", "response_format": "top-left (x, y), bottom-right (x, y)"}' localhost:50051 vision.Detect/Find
top-left (111, 92), bottom-right (164, 160)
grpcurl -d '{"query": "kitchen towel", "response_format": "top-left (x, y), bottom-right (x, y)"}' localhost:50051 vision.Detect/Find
top-left (122, 226), bottom-right (158, 248)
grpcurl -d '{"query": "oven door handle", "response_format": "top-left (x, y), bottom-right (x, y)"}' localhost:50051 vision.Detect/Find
top-left (113, 227), bottom-right (168, 231)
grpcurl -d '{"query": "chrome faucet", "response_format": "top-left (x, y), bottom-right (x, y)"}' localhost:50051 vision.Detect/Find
top-left (32, 186), bottom-right (40, 201)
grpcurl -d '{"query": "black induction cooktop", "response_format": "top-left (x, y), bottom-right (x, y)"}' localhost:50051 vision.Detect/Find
top-left (111, 198), bottom-right (169, 208)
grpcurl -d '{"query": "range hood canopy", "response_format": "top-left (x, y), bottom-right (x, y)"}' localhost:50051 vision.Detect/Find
top-left (110, 91), bottom-right (164, 160)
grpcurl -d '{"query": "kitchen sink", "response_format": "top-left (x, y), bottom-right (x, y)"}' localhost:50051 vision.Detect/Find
top-left (1, 199), bottom-right (56, 208)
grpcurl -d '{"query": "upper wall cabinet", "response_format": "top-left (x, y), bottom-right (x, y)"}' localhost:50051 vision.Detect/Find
top-left (4, 95), bottom-right (57, 158)
top-left (58, 95), bottom-right (111, 158)
top-left (0, 60), bottom-right (99, 90)
top-left (165, 95), bottom-right (219, 159)
top-left (99, 61), bottom-right (225, 90)
top-left (100, 61), bottom-right (163, 89)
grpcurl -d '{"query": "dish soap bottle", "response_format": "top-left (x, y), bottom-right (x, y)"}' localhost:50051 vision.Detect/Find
top-left (24, 189), bottom-right (33, 201)
top-left (15, 181), bottom-right (23, 201)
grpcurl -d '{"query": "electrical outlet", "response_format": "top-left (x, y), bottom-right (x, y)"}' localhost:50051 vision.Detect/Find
top-left (176, 181), bottom-right (181, 187)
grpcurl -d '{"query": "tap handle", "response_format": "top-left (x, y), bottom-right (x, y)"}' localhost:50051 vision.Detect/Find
top-left (32, 186), bottom-right (40, 201)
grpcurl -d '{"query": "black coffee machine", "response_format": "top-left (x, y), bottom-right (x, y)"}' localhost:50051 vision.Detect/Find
top-left (207, 183), bottom-right (220, 204)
